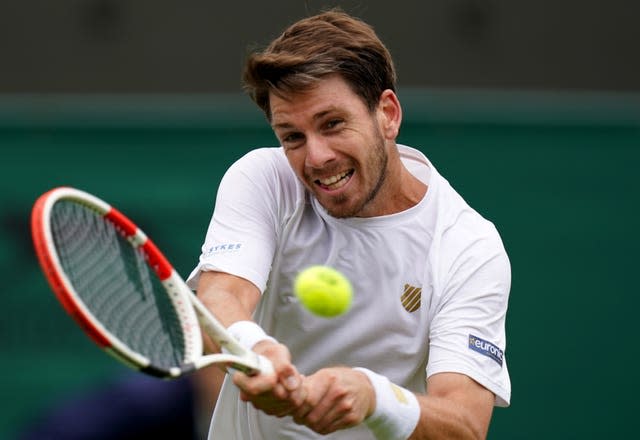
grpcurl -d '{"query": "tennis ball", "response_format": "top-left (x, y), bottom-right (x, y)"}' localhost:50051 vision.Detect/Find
top-left (294, 265), bottom-right (353, 318)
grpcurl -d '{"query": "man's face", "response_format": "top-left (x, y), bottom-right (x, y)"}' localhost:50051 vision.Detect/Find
top-left (270, 75), bottom-right (391, 218)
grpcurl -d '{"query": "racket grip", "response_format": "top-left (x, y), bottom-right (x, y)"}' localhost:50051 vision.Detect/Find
top-left (229, 353), bottom-right (274, 376)
top-left (188, 294), bottom-right (274, 375)
top-left (255, 354), bottom-right (275, 375)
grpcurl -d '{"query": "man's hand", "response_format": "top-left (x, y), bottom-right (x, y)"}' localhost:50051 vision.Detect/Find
top-left (292, 367), bottom-right (375, 435)
top-left (231, 340), bottom-right (306, 417)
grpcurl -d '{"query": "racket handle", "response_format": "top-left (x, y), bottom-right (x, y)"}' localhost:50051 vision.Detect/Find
top-left (235, 354), bottom-right (274, 376)
top-left (189, 293), bottom-right (274, 375)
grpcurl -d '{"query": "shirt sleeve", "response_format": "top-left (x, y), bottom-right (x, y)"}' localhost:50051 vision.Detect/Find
top-left (426, 213), bottom-right (512, 407)
top-left (186, 148), bottom-right (286, 293)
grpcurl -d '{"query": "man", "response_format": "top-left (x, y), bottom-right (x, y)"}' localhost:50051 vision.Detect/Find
top-left (187, 9), bottom-right (511, 439)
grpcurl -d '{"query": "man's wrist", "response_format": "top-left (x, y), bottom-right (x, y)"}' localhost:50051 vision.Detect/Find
top-left (225, 320), bottom-right (277, 352)
top-left (353, 367), bottom-right (420, 440)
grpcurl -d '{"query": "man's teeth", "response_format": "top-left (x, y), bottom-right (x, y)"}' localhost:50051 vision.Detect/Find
top-left (319, 171), bottom-right (351, 187)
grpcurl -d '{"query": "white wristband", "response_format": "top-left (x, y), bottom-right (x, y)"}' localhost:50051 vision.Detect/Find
top-left (223, 320), bottom-right (277, 353)
top-left (354, 368), bottom-right (420, 440)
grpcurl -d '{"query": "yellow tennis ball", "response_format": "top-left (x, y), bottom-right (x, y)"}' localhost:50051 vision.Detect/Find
top-left (294, 265), bottom-right (353, 318)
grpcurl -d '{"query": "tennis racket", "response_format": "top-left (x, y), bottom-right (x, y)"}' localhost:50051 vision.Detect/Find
top-left (31, 186), bottom-right (273, 378)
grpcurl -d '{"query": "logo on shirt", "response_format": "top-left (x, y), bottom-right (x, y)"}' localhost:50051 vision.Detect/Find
top-left (203, 243), bottom-right (242, 257)
top-left (468, 334), bottom-right (503, 366)
top-left (401, 284), bottom-right (421, 313)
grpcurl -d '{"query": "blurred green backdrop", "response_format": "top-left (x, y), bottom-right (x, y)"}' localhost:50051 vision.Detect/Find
top-left (1, 91), bottom-right (638, 438)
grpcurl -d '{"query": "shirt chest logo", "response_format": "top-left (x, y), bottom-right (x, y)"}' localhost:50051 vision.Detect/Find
top-left (401, 284), bottom-right (422, 313)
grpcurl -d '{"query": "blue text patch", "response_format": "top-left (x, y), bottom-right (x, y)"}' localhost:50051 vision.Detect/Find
top-left (468, 335), bottom-right (503, 366)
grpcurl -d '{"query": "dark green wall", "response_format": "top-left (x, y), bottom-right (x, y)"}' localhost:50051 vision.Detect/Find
top-left (2, 1), bottom-right (639, 93)
top-left (1, 92), bottom-right (638, 438)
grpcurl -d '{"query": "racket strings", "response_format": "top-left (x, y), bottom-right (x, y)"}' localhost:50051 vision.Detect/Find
top-left (50, 201), bottom-right (188, 370)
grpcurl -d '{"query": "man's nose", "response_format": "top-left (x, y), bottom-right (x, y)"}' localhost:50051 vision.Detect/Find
top-left (305, 134), bottom-right (337, 168)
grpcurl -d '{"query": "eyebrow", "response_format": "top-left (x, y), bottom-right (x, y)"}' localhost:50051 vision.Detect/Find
top-left (272, 108), bottom-right (339, 130)
top-left (272, 121), bottom-right (294, 130)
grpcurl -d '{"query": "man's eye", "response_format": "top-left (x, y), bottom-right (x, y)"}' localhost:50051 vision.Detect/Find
top-left (281, 132), bottom-right (305, 147)
top-left (284, 133), bottom-right (303, 142)
top-left (326, 119), bottom-right (343, 129)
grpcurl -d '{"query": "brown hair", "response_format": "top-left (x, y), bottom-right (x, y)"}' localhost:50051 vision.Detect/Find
top-left (243, 10), bottom-right (397, 120)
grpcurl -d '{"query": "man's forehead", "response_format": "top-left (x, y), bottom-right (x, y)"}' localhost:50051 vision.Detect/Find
top-left (270, 80), bottom-right (365, 127)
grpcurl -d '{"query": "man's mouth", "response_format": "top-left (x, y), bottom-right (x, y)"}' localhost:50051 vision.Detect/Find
top-left (315, 169), bottom-right (354, 190)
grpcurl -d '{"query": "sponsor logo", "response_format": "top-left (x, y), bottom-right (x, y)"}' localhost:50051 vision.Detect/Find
top-left (468, 334), bottom-right (503, 366)
top-left (390, 383), bottom-right (409, 404)
top-left (203, 243), bottom-right (242, 257)
top-left (401, 284), bottom-right (421, 313)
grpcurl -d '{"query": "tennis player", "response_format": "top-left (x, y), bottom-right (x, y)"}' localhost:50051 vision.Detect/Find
top-left (187, 9), bottom-right (511, 439)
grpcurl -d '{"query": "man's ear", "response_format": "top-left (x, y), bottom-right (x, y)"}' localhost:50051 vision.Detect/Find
top-left (377, 89), bottom-right (402, 140)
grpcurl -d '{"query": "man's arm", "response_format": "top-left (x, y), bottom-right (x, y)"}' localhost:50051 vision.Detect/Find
top-left (411, 372), bottom-right (494, 439)
top-left (196, 270), bottom-right (261, 327)
top-left (293, 368), bottom-right (494, 439)
top-left (196, 271), bottom-right (305, 415)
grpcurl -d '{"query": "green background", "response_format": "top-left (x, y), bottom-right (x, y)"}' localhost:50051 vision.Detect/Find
top-left (1, 91), bottom-right (638, 438)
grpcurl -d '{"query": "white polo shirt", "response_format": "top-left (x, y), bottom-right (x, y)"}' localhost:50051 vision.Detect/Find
top-left (187, 145), bottom-right (511, 439)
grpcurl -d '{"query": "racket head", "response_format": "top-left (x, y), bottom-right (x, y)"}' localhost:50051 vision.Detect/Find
top-left (31, 187), bottom-right (203, 378)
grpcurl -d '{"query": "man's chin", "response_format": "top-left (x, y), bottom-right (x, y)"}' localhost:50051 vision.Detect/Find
top-left (320, 200), bottom-right (360, 219)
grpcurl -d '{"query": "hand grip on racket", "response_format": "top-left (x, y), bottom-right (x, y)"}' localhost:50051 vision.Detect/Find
top-left (31, 187), bottom-right (273, 378)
